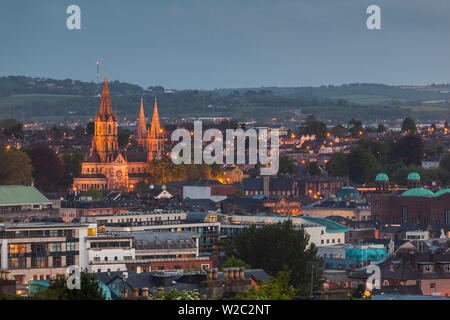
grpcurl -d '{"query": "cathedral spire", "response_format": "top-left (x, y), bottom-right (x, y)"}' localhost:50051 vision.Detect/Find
top-left (99, 73), bottom-right (114, 120)
top-left (136, 97), bottom-right (147, 141)
top-left (149, 96), bottom-right (162, 139)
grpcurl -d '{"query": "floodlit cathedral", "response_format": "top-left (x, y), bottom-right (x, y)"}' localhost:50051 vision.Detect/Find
top-left (73, 74), bottom-right (164, 191)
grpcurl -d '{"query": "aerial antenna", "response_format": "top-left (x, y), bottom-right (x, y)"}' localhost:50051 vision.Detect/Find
top-left (96, 61), bottom-right (100, 85)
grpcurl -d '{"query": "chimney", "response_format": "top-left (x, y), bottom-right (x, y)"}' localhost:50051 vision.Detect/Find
top-left (263, 176), bottom-right (270, 197)
top-left (223, 269), bottom-right (229, 281)
top-left (207, 269), bottom-right (213, 281)
top-left (239, 267), bottom-right (245, 280)
top-left (132, 288), bottom-right (139, 297)
top-left (142, 288), bottom-right (149, 297)
top-left (233, 268), bottom-right (239, 280)
top-left (212, 268), bottom-right (218, 280)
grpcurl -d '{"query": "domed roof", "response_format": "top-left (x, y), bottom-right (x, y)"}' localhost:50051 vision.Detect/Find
top-left (336, 186), bottom-right (360, 200)
top-left (401, 187), bottom-right (434, 197)
top-left (434, 188), bottom-right (450, 197)
top-left (375, 173), bottom-right (389, 181)
top-left (407, 172), bottom-right (421, 181)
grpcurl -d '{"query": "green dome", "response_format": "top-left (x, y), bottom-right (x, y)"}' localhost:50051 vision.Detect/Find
top-left (401, 187), bottom-right (434, 197)
top-left (407, 172), bottom-right (421, 181)
top-left (375, 173), bottom-right (389, 181)
top-left (434, 188), bottom-right (450, 197)
top-left (337, 186), bottom-right (360, 200)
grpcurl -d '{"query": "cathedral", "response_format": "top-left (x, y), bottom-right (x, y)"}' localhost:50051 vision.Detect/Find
top-left (73, 74), bottom-right (164, 192)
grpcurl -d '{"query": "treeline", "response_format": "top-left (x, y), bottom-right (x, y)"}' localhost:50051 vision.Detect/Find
top-left (0, 146), bottom-right (83, 192)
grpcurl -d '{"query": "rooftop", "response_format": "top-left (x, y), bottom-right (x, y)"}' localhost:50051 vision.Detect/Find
top-left (0, 185), bottom-right (51, 206)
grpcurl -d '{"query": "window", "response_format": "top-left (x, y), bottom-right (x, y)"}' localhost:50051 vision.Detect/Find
top-left (52, 242), bottom-right (62, 252)
top-left (445, 209), bottom-right (450, 225)
top-left (9, 244), bottom-right (26, 255)
top-left (424, 265), bottom-right (433, 272)
top-left (31, 257), bottom-right (46, 268)
top-left (66, 255), bottom-right (75, 266)
top-left (87, 228), bottom-right (96, 236)
top-left (402, 206), bottom-right (408, 221)
top-left (53, 256), bottom-right (62, 267)
top-left (444, 264), bottom-right (450, 272)
top-left (66, 242), bottom-right (76, 251)
top-left (93, 257), bottom-right (100, 262)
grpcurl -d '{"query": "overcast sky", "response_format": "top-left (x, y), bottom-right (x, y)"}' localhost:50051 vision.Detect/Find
top-left (0, 0), bottom-right (449, 89)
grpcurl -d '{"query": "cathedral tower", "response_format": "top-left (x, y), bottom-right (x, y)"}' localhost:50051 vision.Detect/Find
top-left (136, 97), bottom-right (147, 148)
top-left (92, 73), bottom-right (119, 162)
top-left (147, 97), bottom-right (164, 160)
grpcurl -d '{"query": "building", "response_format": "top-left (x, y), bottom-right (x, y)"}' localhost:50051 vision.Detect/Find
top-left (349, 247), bottom-right (450, 297)
top-left (73, 74), bottom-right (164, 192)
top-left (371, 172), bottom-right (450, 224)
top-left (225, 214), bottom-right (349, 247)
top-left (299, 177), bottom-right (345, 199)
top-left (0, 185), bottom-right (57, 222)
top-left (223, 166), bottom-right (246, 184)
top-left (242, 175), bottom-right (299, 198)
top-left (60, 199), bottom-right (140, 223)
top-left (182, 180), bottom-right (236, 202)
top-left (422, 156), bottom-right (441, 170)
top-left (0, 222), bottom-right (96, 284)
top-left (86, 231), bottom-right (211, 273)
top-left (302, 197), bottom-right (371, 221)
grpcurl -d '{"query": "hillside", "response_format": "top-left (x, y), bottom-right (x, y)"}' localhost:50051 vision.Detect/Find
top-left (0, 76), bottom-right (449, 123)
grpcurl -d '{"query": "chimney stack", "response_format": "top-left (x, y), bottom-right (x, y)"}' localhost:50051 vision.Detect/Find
top-left (263, 176), bottom-right (270, 197)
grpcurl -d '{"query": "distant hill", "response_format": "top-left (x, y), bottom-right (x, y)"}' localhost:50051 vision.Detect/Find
top-left (0, 76), bottom-right (449, 123)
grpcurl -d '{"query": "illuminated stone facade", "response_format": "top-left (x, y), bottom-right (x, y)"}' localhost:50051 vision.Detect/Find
top-left (73, 74), bottom-right (164, 191)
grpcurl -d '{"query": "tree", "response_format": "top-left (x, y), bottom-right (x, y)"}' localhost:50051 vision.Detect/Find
top-left (81, 189), bottom-right (104, 200)
top-left (225, 220), bottom-right (323, 295)
top-left (348, 119), bottom-right (364, 138)
top-left (61, 151), bottom-right (83, 188)
top-left (426, 142), bottom-right (445, 157)
top-left (150, 289), bottom-right (206, 300)
top-left (147, 156), bottom-right (187, 185)
top-left (401, 117), bottom-right (417, 134)
top-left (27, 146), bottom-right (64, 192)
top-left (330, 125), bottom-right (348, 138)
top-left (279, 156), bottom-right (296, 175)
top-left (0, 149), bottom-right (33, 185)
top-left (440, 155), bottom-right (450, 172)
top-left (394, 135), bottom-right (423, 166)
top-left (304, 161), bottom-right (321, 176)
top-left (221, 255), bottom-right (251, 269)
top-left (347, 147), bottom-right (381, 184)
top-left (326, 152), bottom-right (348, 177)
top-left (377, 123), bottom-right (386, 133)
top-left (231, 267), bottom-right (297, 300)
top-left (118, 127), bottom-right (131, 147)
top-left (32, 272), bottom-right (106, 300)
top-left (86, 121), bottom-right (95, 135)
top-left (298, 115), bottom-right (327, 141)
top-left (0, 119), bottom-right (24, 139)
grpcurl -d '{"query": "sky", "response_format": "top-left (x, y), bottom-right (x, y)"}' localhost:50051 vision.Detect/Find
top-left (0, 0), bottom-right (449, 90)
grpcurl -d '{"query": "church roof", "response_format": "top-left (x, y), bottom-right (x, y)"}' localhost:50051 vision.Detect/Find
top-left (125, 150), bottom-right (148, 162)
